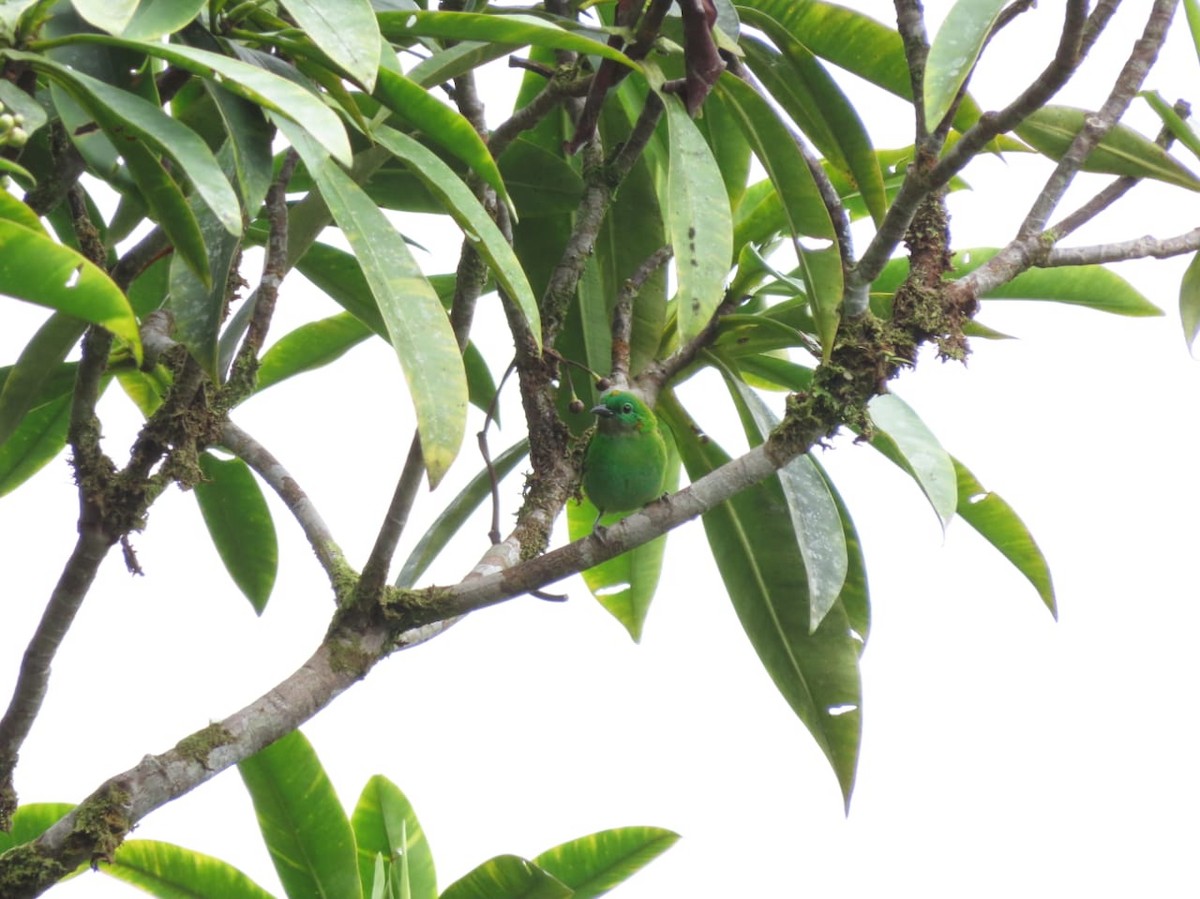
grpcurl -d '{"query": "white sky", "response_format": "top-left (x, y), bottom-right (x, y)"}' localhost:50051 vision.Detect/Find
top-left (3, 2), bottom-right (1199, 897)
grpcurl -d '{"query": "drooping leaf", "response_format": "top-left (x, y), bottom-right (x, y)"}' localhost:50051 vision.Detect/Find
top-left (737, 26), bottom-right (886, 225)
top-left (372, 125), bottom-right (539, 344)
top-left (397, 439), bottom-right (529, 588)
top-left (0, 219), bottom-right (141, 357)
top-left (867, 394), bottom-right (957, 529)
top-left (283, 122), bottom-right (467, 487)
top-left (532, 827), bottom-right (679, 899)
top-left (101, 840), bottom-right (276, 899)
top-left (281, 0), bottom-right (381, 88)
top-left (439, 855), bottom-right (571, 899)
top-left (954, 457), bottom-right (1056, 617)
top-left (238, 731), bottom-right (362, 899)
top-left (661, 91), bottom-right (733, 342)
top-left (194, 452), bottom-right (278, 614)
top-left (44, 34), bottom-right (352, 164)
top-left (797, 243), bottom-right (843, 360)
top-left (0, 803), bottom-right (76, 853)
top-left (923, 0), bottom-right (1006, 128)
top-left (1186, 0), bottom-right (1200, 66)
top-left (0, 314), bottom-right (85, 447)
top-left (0, 391), bottom-right (72, 497)
top-left (1015, 104), bottom-right (1200, 191)
top-left (371, 70), bottom-right (513, 216)
top-left (659, 391), bottom-right (862, 808)
top-left (1181, 252), bottom-right (1200, 352)
top-left (351, 776), bottom-right (436, 899)
top-left (723, 376), bottom-right (848, 632)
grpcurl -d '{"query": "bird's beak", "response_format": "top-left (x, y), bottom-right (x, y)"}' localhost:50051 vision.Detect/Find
top-left (591, 404), bottom-right (613, 417)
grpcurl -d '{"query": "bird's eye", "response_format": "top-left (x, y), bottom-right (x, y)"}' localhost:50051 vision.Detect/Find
top-left (622, 402), bottom-right (633, 414)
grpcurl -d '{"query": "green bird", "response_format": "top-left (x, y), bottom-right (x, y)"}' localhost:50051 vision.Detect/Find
top-left (582, 389), bottom-right (669, 526)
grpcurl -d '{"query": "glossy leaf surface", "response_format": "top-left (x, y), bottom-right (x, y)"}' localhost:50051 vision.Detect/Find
top-left (351, 775), bottom-right (436, 899)
top-left (533, 827), bottom-right (679, 899)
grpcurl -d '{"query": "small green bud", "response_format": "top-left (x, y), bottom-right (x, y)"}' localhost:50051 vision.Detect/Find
top-left (0, 114), bottom-right (13, 133)
top-left (8, 127), bottom-right (27, 148)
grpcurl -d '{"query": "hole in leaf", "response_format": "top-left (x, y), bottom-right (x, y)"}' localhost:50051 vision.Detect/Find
top-left (968, 492), bottom-right (989, 504)
top-left (65, 265), bottom-right (82, 288)
top-left (594, 582), bottom-right (631, 597)
top-left (828, 704), bottom-right (858, 717)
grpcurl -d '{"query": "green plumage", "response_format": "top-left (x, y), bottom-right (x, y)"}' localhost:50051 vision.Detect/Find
top-left (582, 389), bottom-right (668, 520)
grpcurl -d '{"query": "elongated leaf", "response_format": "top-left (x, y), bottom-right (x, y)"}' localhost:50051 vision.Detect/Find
top-left (19, 52), bottom-right (240, 235)
top-left (1015, 105), bottom-right (1200, 191)
top-left (282, 0), bottom-right (381, 88)
top-left (371, 70), bottom-right (513, 215)
top-left (868, 394), bottom-right (957, 529)
top-left (661, 92), bottom-right (733, 342)
top-left (101, 840), bottom-right (276, 899)
top-left (714, 72), bottom-right (833, 240)
top-left (408, 40), bottom-right (518, 89)
top-left (0, 391), bottom-right (71, 497)
top-left (0, 314), bottom-right (85, 447)
top-left (873, 248), bottom-right (1163, 317)
top-left (0, 219), bottom-right (140, 355)
top-left (47, 34), bottom-right (352, 165)
top-left (1141, 89), bottom-right (1200, 163)
top-left (351, 776), bottom-right (436, 899)
top-left (167, 193), bottom-right (242, 378)
top-left (238, 731), bottom-right (362, 899)
top-left (816, 457), bottom-right (870, 645)
top-left (724, 377), bottom-right (848, 632)
top-left (1186, 0), bottom-right (1200, 64)
top-left (372, 125), bottom-right (538, 344)
top-left (199, 80), bottom-right (276, 218)
top-left (439, 855), bottom-right (571, 899)
top-left (397, 439), bottom-right (529, 587)
top-left (283, 123), bottom-right (466, 487)
top-left (257, 313), bottom-right (372, 392)
top-left (567, 449), bottom-right (679, 642)
top-left (737, 26), bottom-right (886, 225)
top-left (1181, 252), bottom-right (1200, 352)
top-left (798, 244), bottom-right (843, 360)
top-left (954, 457), bottom-right (1056, 617)
top-left (498, 138), bottom-right (585, 218)
top-left (659, 392), bottom-right (862, 807)
top-left (195, 452), bottom-right (277, 614)
top-left (377, 11), bottom-right (636, 69)
top-left (924, 0), bottom-right (1005, 128)
top-left (532, 827), bottom-right (679, 899)
top-left (0, 803), bottom-right (73, 856)
top-left (123, 0), bottom-right (207, 39)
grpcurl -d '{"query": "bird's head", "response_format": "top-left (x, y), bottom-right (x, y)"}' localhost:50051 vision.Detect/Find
top-left (591, 389), bottom-right (653, 433)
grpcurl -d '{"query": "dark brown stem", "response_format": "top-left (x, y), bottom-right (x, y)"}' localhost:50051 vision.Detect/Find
top-left (610, 245), bottom-right (673, 385)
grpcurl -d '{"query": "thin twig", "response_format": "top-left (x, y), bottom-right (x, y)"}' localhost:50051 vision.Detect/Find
top-left (893, 0), bottom-right (932, 140)
top-left (610, 246), bottom-right (673, 385)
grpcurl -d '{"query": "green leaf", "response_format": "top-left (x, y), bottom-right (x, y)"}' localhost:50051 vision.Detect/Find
top-left (238, 731), bottom-right (362, 899)
top-left (372, 125), bottom-right (539, 344)
top-left (0, 314), bottom-right (85, 447)
top-left (659, 391), bottom-right (862, 808)
top-left (713, 72), bottom-right (834, 240)
top-left (44, 34), bottom-right (352, 165)
top-left (439, 855), bottom-right (571, 899)
top-left (0, 219), bottom-right (141, 357)
top-left (377, 11), bottom-right (637, 70)
top-left (1140, 89), bottom-right (1200, 163)
top-left (1186, 0), bottom-right (1200, 66)
top-left (1015, 105), bottom-right (1200, 191)
top-left (868, 394), bottom-right (957, 529)
top-left (123, 0), bottom-right (207, 40)
top-left (371, 69), bottom-right (514, 217)
top-left (924, 0), bottom-right (1005, 128)
top-left (953, 457), bottom-right (1056, 617)
top-left (397, 439), bottom-right (529, 588)
top-left (797, 243), bottom-right (843, 360)
top-left (0, 391), bottom-right (72, 497)
top-left (199, 80), bottom-right (276, 218)
top-left (101, 840), bottom-right (276, 899)
top-left (257, 313), bottom-right (373, 392)
top-left (0, 803), bottom-right (76, 852)
top-left (872, 248), bottom-right (1163, 317)
top-left (567, 448), bottom-right (680, 642)
top-left (283, 122), bottom-right (467, 487)
top-left (351, 776), bottom-right (436, 899)
top-left (194, 452), bottom-right (277, 614)
top-left (724, 377), bottom-right (848, 632)
top-left (166, 196), bottom-right (242, 378)
top-left (737, 27), bottom-right (886, 225)
top-left (281, 0), bottom-right (381, 88)
top-left (661, 92), bottom-right (733, 342)
top-left (0, 185), bottom-right (46, 233)
top-left (407, 40), bottom-right (518, 90)
top-left (1181, 252), bottom-right (1200, 352)
top-left (498, 138), bottom-right (585, 218)
top-left (533, 827), bottom-right (679, 899)
top-left (70, 0), bottom-right (138, 34)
